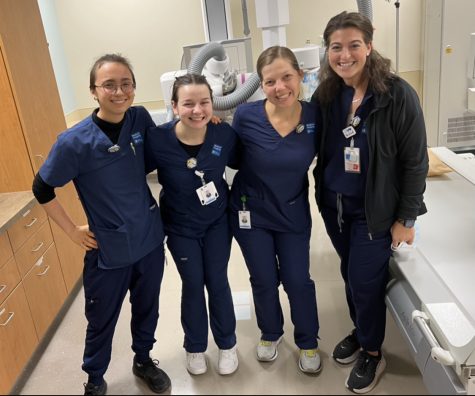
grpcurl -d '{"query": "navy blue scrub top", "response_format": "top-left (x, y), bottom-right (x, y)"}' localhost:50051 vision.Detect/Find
top-left (40, 106), bottom-right (164, 269)
top-left (145, 120), bottom-right (237, 239)
top-left (323, 84), bottom-right (373, 200)
top-left (229, 100), bottom-right (318, 233)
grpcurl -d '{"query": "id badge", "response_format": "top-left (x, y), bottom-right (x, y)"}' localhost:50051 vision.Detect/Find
top-left (238, 210), bottom-right (251, 229)
top-left (196, 181), bottom-right (219, 205)
top-left (344, 146), bottom-right (361, 173)
top-left (342, 126), bottom-right (356, 139)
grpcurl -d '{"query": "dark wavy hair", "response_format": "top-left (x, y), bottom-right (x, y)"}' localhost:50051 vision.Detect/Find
top-left (316, 11), bottom-right (394, 104)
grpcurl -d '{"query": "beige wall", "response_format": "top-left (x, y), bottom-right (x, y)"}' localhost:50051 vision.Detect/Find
top-left (54, 0), bottom-right (424, 118)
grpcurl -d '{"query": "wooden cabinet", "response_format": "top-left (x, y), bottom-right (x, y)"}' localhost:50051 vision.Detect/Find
top-left (0, 283), bottom-right (39, 395)
top-left (0, 195), bottom-right (68, 394)
top-left (0, 0), bottom-right (85, 292)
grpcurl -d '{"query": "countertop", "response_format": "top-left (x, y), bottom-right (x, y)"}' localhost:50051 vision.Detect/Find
top-left (0, 191), bottom-right (37, 233)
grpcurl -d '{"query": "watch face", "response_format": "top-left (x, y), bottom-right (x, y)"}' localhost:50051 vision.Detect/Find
top-left (404, 219), bottom-right (415, 228)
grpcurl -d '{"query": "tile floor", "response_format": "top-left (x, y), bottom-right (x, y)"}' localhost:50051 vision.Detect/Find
top-left (15, 168), bottom-right (429, 395)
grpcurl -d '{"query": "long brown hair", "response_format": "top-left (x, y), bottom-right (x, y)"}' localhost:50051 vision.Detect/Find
top-left (316, 11), bottom-right (394, 104)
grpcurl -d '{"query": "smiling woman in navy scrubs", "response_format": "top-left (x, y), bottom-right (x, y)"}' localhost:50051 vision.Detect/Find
top-left (32, 54), bottom-right (170, 396)
top-left (229, 46), bottom-right (321, 374)
top-left (145, 74), bottom-right (238, 377)
top-left (312, 12), bottom-right (428, 394)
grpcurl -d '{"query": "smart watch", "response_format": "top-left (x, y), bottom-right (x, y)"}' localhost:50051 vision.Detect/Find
top-left (397, 218), bottom-right (416, 228)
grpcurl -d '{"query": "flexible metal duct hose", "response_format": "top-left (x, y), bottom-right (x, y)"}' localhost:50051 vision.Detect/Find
top-left (187, 41), bottom-right (261, 111)
top-left (357, 0), bottom-right (373, 21)
top-left (188, 0), bottom-right (372, 110)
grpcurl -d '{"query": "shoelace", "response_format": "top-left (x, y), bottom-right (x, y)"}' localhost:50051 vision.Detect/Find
top-left (355, 352), bottom-right (378, 377)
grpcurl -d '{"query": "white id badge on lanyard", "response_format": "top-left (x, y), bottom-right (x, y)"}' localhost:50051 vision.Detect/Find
top-left (238, 210), bottom-right (251, 229)
top-left (344, 138), bottom-right (361, 173)
top-left (196, 181), bottom-right (219, 205)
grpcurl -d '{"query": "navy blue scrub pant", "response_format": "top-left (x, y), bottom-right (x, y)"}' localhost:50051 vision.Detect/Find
top-left (320, 195), bottom-right (391, 351)
top-left (81, 244), bottom-right (165, 381)
top-left (166, 215), bottom-right (236, 353)
top-left (232, 224), bottom-right (319, 349)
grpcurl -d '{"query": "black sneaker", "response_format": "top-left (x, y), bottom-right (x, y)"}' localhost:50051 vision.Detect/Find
top-left (133, 358), bottom-right (171, 394)
top-left (332, 329), bottom-right (360, 364)
top-left (345, 351), bottom-right (386, 394)
top-left (83, 380), bottom-right (107, 395)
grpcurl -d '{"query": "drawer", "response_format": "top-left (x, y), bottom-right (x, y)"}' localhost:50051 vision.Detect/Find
top-left (0, 231), bottom-right (13, 267)
top-left (0, 256), bottom-right (21, 305)
top-left (23, 243), bottom-right (67, 340)
top-left (7, 203), bottom-right (47, 252)
top-left (0, 284), bottom-right (39, 395)
top-left (15, 221), bottom-right (53, 278)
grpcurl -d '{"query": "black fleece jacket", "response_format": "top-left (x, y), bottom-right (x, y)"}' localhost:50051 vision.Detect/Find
top-left (312, 76), bottom-right (429, 235)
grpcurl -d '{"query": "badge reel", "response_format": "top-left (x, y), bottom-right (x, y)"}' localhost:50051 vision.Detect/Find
top-left (343, 116), bottom-right (361, 173)
top-left (195, 170), bottom-right (218, 205)
top-left (239, 195), bottom-right (251, 229)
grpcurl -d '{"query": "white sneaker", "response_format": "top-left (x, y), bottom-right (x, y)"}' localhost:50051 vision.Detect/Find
top-left (298, 349), bottom-right (322, 374)
top-left (186, 352), bottom-right (207, 375)
top-left (218, 345), bottom-right (238, 375)
top-left (256, 336), bottom-right (283, 362)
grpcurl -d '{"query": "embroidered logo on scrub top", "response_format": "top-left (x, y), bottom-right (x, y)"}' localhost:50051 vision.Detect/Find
top-left (131, 132), bottom-right (144, 145)
top-left (306, 123), bottom-right (316, 134)
top-left (211, 144), bottom-right (222, 156)
top-left (361, 122), bottom-right (367, 134)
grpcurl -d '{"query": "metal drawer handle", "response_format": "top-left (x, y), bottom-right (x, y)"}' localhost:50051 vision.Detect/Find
top-left (0, 285), bottom-right (6, 294)
top-left (412, 310), bottom-right (455, 366)
top-left (0, 308), bottom-right (15, 326)
top-left (25, 217), bottom-right (38, 228)
top-left (31, 241), bottom-right (44, 252)
top-left (36, 265), bottom-right (50, 276)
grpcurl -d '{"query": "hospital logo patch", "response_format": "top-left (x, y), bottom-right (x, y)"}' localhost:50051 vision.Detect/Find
top-left (211, 144), bottom-right (222, 156)
top-left (306, 123), bottom-right (316, 134)
top-left (131, 132), bottom-right (143, 145)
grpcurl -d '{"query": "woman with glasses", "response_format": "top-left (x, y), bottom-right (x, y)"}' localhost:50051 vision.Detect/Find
top-left (145, 73), bottom-right (239, 377)
top-left (32, 53), bottom-right (171, 396)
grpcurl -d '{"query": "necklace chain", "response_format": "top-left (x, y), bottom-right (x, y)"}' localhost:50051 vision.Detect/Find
top-left (352, 97), bottom-right (362, 103)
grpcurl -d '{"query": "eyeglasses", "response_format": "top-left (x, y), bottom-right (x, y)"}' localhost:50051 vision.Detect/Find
top-left (94, 82), bottom-right (136, 94)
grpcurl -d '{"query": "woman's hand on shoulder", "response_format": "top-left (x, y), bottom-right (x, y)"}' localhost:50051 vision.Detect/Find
top-left (210, 115), bottom-right (222, 124)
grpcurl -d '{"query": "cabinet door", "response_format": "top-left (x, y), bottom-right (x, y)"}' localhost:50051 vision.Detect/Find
top-left (0, 47), bottom-right (34, 193)
top-left (52, 185), bottom-right (86, 292)
top-left (0, 257), bottom-right (21, 306)
top-left (22, 243), bottom-right (67, 340)
top-left (0, 231), bottom-right (13, 267)
top-left (0, 284), bottom-right (38, 395)
top-left (0, 0), bottom-right (64, 171)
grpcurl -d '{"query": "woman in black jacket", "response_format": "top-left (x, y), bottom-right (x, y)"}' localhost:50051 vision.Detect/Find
top-left (312, 11), bottom-right (428, 394)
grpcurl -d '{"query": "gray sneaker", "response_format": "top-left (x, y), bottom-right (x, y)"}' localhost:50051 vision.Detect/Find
top-left (256, 336), bottom-right (283, 362)
top-left (298, 349), bottom-right (322, 374)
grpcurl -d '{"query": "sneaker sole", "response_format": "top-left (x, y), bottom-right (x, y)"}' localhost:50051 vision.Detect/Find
top-left (332, 349), bottom-right (360, 365)
top-left (298, 359), bottom-right (323, 374)
top-left (256, 336), bottom-right (283, 362)
top-left (345, 356), bottom-right (386, 394)
top-left (218, 362), bottom-right (239, 375)
top-left (186, 365), bottom-right (207, 375)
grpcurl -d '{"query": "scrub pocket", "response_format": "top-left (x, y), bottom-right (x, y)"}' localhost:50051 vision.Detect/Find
top-left (286, 189), bottom-right (311, 229)
top-left (94, 223), bottom-right (132, 269)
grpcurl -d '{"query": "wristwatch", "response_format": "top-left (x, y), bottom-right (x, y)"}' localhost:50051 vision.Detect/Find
top-left (397, 218), bottom-right (416, 228)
